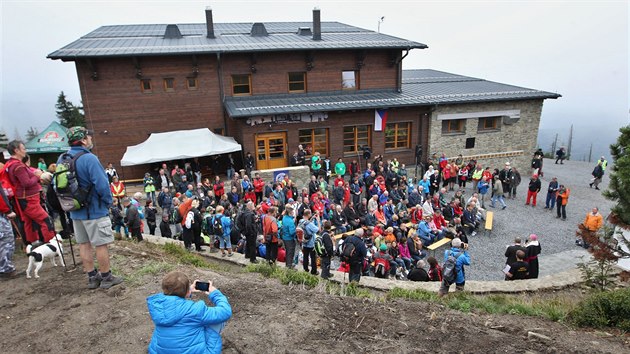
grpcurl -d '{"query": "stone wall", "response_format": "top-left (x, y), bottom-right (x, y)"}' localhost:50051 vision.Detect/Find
top-left (427, 99), bottom-right (545, 173)
top-left (251, 165), bottom-right (311, 190)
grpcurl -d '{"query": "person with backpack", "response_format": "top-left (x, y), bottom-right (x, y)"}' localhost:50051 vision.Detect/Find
top-left (342, 228), bottom-right (368, 283)
top-left (5, 140), bottom-right (56, 246)
top-left (319, 220), bottom-right (335, 279)
top-left (109, 198), bottom-right (127, 239)
top-left (263, 206), bottom-right (279, 265)
top-left (213, 205), bottom-right (233, 257)
top-left (123, 197), bottom-right (142, 242)
top-left (438, 238), bottom-right (470, 297)
top-left (280, 205), bottom-right (297, 269)
top-left (58, 127), bottom-right (123, 289)
top-left (239, 201), bottom-right (258, 263)
top-left (299, 209), bottom-right (320, 275)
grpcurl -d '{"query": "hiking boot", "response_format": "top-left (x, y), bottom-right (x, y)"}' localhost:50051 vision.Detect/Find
top-left (502, 205), bottom-right (507, 210)
top-left (595, 187), bottom-right (600, 190)
top-left (589, 183), bottom-right (593, 188)
top-left (100, 274), bottom-right (123, 289)
top-left (88, 273), bottom-right (103, 289)
top-left (0, 270), bottom-right (24, 280)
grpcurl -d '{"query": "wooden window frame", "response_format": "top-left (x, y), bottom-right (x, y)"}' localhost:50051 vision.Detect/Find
top-left (140, 79), bottom-right (152, 93)
top-left (186, 77), bottom-right (198, 90)
top-left (342, 70), bottom-right (359, 90)
top-left (477, 116), bottom-right (501, 132)
top-left (442, 119), bottom-right (466, 135)
top-left (343, 125), bottom-right (372, 155)
top-left (163, 78), bottom-right (175, 92)
top-left (298, 128), bottom-right (329, 158)
top-left (232, 74), bottom-right (252, 96)
top-left (288, 72), bottom-right (307, 93)
top-left (385, 122), bottom-right (412, 150)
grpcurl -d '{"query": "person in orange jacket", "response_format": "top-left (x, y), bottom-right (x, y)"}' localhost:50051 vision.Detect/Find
top-left (583, 207), bottom-right (603, 232)
top-left (555, 185), bottom-right (570, 220)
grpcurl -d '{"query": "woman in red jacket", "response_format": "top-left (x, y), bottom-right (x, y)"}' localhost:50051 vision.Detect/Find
top-left (213, 176), bottom-right (224, 203)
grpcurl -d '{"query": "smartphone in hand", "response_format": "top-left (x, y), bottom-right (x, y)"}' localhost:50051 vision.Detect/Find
top-left (195, 281), bottom-right (210, 292)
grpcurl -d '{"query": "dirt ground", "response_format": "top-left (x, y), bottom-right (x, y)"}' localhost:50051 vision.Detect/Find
top-left (1, 240), bottom-right (628, 354)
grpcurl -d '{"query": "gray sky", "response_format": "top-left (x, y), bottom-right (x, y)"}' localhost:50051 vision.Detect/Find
top-left (1, 0), bottom-right (628, 152)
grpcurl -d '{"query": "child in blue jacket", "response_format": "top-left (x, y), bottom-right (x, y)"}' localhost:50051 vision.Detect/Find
top-left (147, 271), bottom-right (232, 354)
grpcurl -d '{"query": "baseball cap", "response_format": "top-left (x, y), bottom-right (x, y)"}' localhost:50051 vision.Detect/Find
top-left (67, 126), bottom-right (94, 145)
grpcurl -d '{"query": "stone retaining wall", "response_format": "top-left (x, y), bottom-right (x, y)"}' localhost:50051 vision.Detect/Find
top-left (143, 235), bottom-right (584, 294)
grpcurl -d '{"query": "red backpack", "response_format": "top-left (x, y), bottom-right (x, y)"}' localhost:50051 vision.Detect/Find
top-left (0, 159), bottom-right (19, 213)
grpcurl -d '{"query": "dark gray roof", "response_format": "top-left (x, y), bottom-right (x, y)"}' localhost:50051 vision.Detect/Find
top-left (48, 22), bottom-right (426, 59)
top-left (224, 69), bottom-right (561, 118)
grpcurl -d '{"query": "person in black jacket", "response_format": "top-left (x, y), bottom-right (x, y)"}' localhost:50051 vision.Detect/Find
top-left (159, 213), bottom-right (172, 238)
top-left (526, 174), bottom-right (542, 207)
top-left (145, 200), bottom-right (158, 235)
top-left (241, 201), bottom-right (259, 263)
top-left (244, 152), bottom-right (255, 177)
top-left (344, 228), bottom-right (368, 283)
top-left (320, 221), bottom-right (335, 279)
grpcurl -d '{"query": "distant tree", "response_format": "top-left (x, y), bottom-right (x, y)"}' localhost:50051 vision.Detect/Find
top-left (56, 91), bottom-right (85, 128)
top-left (25, 126), bottom-right (39, 141)
top-left (13, 127), bottom-right (22, 141)
top-left (578, 125), bottom-right (630, 289)
top-left (604, 125), bottom-right (630, 226)
top-left (0, 130), bottom-right (8, 149)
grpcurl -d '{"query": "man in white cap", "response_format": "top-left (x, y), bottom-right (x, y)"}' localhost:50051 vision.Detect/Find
top-left (498, 162), bottom-right (513, 195)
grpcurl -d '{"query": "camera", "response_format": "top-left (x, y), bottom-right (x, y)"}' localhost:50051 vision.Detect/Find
top-left (195, 281), bottom-right (210, 292)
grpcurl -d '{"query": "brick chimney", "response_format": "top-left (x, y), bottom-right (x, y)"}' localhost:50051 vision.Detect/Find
top-left (206, 7), bottom-right (215, 39)
top-left (312, 8), bottom-right (321, 41)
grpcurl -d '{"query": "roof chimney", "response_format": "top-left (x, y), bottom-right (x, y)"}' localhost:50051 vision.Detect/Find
top-left (250, 23), bottom-right (268, 37)
top-left (205, 7), bottom-right (215, 39)
top-left (164, 24), bottom-right (182, 39)
top-left (312, 8), bottom-right (321, 41)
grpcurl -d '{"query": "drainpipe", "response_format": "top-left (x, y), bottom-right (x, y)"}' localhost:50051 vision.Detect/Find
top-left (216, 52), bottom-right (227, 134)
top-left (396, 48), bottom-right (410, 93)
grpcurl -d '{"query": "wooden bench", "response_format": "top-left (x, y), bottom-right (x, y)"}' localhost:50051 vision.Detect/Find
top-left (426, 237), bottom-right (451, 256)
top-left (485, 211), bottom-right (494, 235)
top-left (121, 178), bottom-right (144, 184)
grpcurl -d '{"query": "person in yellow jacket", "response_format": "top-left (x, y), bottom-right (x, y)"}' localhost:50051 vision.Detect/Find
top-left (110, 176), bottom-right (126, 204)
top-left (555, 185), bottom-right (570, 220)
top-left (144, 172), bottom-right (156, 205)
top-left (583, 207), bottom-right (603, 232)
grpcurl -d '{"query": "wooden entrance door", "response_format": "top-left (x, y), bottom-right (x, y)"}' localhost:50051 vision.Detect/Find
top-left (255, 132), bottom-right (288, 170)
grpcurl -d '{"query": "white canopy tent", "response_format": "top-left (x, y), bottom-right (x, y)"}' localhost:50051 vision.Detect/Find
top-left (120, 128), bottom-right (242, 166)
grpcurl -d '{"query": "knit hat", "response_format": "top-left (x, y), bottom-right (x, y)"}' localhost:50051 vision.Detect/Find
top-left (380, 244), bottom-right (387, 251)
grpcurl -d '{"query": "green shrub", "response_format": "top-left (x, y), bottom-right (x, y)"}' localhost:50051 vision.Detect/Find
top-left (568, 288), bottom-right (630, 331)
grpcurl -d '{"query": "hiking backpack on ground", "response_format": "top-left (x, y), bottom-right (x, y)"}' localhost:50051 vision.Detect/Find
top-left (442, 251), bottom-right (463, 284)
top-left (213, 215), bottom-right (224, 236)
top-left (53, 151), bottom-right (90, 212)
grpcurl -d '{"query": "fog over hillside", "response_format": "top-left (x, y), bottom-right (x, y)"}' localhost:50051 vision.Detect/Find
top-left (538, 122), bottom-right (626, 163)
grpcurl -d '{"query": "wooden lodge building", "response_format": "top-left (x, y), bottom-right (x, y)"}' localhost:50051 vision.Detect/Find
top-left (48, 9), bottom-right (560, 179)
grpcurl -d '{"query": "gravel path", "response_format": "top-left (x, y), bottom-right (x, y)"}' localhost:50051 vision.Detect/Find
top-left (455, 158), bottom-right (613, 280)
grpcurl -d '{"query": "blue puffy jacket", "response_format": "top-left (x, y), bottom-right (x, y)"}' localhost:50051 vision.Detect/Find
top-left (281, 215), bottom-right (296, 241)
top-left (147, 290), bottom-right (232, 354)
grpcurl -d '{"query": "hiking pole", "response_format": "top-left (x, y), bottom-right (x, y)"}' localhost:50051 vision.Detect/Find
top-left (66, 231), bottom-right (77, 269)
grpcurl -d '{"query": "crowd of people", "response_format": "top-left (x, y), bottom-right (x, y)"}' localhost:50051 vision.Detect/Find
top-left (1, 133), bottom-right (608, 293)
top-left (94, 146), bottom-right (607, 295)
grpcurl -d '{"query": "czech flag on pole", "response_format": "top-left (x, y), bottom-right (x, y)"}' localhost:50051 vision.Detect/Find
top-left (374, 109), bottom-right (388, 131)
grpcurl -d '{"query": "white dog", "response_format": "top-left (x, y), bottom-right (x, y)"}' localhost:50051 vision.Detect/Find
top-left (26, 234), bottom-right (65, 278)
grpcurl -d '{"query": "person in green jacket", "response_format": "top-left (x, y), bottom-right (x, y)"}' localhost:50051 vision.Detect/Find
top-left (311, 152), bottom-right (322, 177)
top-left (334, 158), bottom-right (346, 178)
